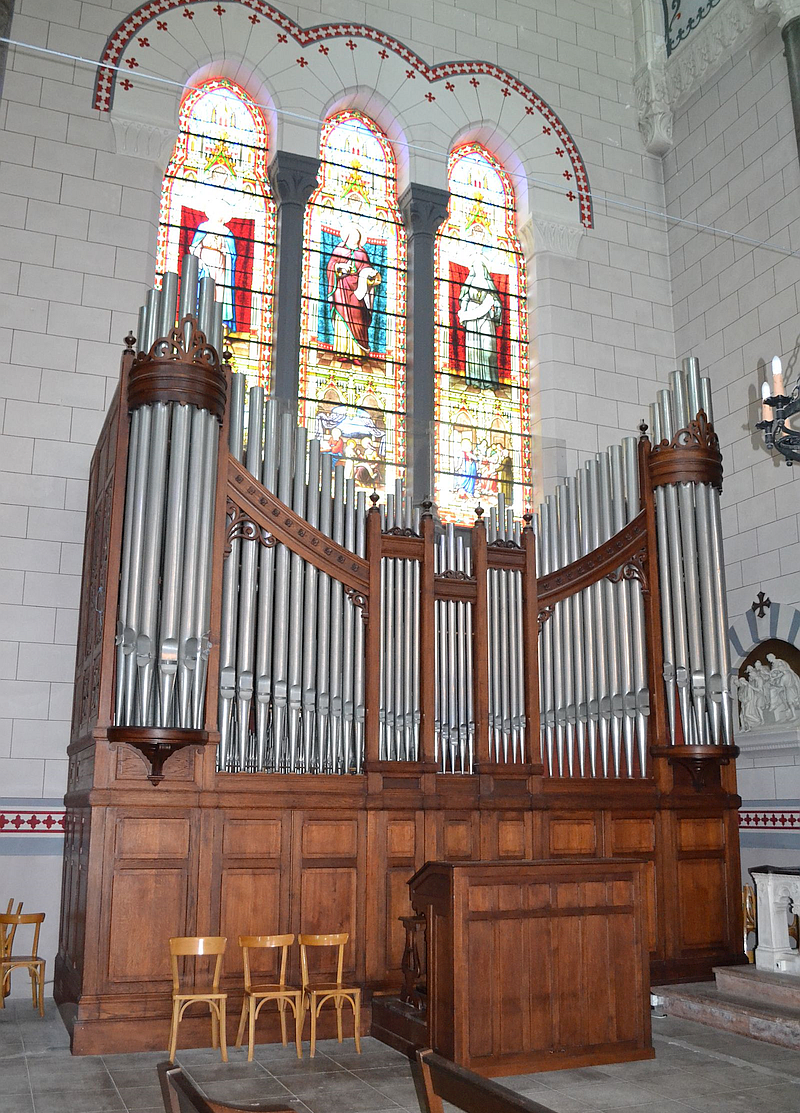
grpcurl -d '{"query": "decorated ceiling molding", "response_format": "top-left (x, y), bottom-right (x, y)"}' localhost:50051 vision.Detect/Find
top-left (93, 0), bottom-right (592, 229)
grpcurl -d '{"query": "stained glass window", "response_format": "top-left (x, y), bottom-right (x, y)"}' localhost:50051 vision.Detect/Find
top-left (156, 78), bottom-right (276, 390)
top-left (434, 144), bottom-right (531, 524)
top-left (299, 112), bottom-right (406, 496)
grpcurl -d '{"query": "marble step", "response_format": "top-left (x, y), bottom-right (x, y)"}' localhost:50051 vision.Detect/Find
top-left (713, 964), bottom-right (800, 1010)
top-left (654, 978), bottom-right (800, 1050)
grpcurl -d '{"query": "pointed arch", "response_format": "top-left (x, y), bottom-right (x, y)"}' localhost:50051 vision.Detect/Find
top-left (156, 77), bottom-right (277, 389)
top-left (434, 143), bottom-right (531, 523)
top-left (299, 110), bottom-right (407, 496)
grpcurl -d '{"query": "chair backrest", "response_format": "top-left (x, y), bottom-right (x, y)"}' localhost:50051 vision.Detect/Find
top-left (157, 1061), bottom-right (296, 1113)
top-left (238, 934), bottom-right (294, 991)
top-left (168, 937), bottom-right (226, 994)
top-left (0, 901), bottom-right (23, 956)
top-left (415, 1050), bottom-right (558, 1113)
top-left (0, 912), bottom-right (43, 961)
top-left (298, 932), bottom-right (348, 987)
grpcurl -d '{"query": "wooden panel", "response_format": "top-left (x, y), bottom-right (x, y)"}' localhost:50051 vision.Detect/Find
top-left (302, 819), bottom-right (358, 859)
top-left (677, 859), bottom-right (726, 948)
top-left (678, 817), bottom-right (724, 851)
top-left (609, 818), bottom-right (655, 854)
top-left (299, 866), bottom-right (358, 977)
top-left (497, 819), bottom-right (526, 859)
top-left (115, 817), bottom-right (190, 860)
top-left (442, 818), bottom-right (476, 860)
top-left (219, 868), bottom-right (282, 978)
top-left (387, 819), bottom-right (416, 858)
top-left (107, 868), bottom-right (187, 982)
top-left (549, 818), bottom-right (597, 856)
top-left (223, 819), bottom-right (281, 858)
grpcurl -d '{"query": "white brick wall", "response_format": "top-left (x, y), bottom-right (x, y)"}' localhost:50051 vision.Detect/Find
top-left (665, 19), bottom-right (800, 646)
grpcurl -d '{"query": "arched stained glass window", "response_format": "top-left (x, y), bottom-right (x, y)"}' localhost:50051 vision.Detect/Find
top-left (156, 78), bottom-right (276, 389)
top-left (434, 145), bottom-right (531, 523)
top-left (299, 112), bottom-right (406, 496)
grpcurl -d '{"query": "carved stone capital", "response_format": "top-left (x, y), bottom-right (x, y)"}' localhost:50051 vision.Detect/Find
top-left (519, 213), bottom-right (584, 261)
top-left (754, 0), bottom-right (800, 30)
top-left (634, 60), bottom-right (673, 157)
top-left (111, 116), bottom-right (177, 163)
top-left (399, 183), bottom-right (450, 238)
top-left (666, 0), bottom-right (760, 105)
top-left (268, 150), bottom-right (320, 209)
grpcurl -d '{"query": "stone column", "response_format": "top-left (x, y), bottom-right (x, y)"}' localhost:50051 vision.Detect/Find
top-left (0, 1), bottom-right (15, 101)
top-left (399, 183), bottom-right (450, 505)
top-left (756, 1), bottom-right (800, 162)
top-left (268, 150), bottom-right (320, 411)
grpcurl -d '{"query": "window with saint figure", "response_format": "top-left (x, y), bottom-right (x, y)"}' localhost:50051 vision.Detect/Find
top-left (156, 78), bottom-right (276, 389)
top-left (434, 144), bottom-right (531, 524)
top-left (299, 112), bottom-right (406, 496)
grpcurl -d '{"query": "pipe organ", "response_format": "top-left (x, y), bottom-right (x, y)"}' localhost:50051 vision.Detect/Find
top-left (56, 262), bottom-right (744, 1054)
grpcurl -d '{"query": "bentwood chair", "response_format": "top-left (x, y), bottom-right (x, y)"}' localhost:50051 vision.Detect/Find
top-left (0, 911), bottom-right (45, 1015)
top-left (1, 900), bottom-right (22, 1000)
top-left (298, 933), bottom-right (361, 1058)
top-left (168, 937), bottom-right (228, 1064)
top-left (235, 935), bottom-right (303, 1061)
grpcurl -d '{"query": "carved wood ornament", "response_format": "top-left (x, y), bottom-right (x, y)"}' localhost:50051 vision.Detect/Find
top-left (647, 412), bottom-right (723, 491)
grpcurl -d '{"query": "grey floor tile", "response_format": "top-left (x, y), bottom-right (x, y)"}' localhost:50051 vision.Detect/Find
top-left (200, 1076), bottom-right (298, 1102)
top-left (516, 1092), bottom-right (602, 1113)
top-left (267, 1055), bottom-right (347, 1077)
top-left (0, 1095), bottom-right (34, 1113)
top-left (182, 1060), bottom-right (270, 1083)
top-left (535, 1066), bottom-right (616, 1091)
top-left (111, 1083), bottom-right (166, 1108)
top-left (31, 1089), bottom-right (127, 1113)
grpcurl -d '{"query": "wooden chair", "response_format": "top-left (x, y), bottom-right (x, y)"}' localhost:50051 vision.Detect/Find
top-left (235, 934), bottom-right (303, 1061)
top-left (157, 1061), bottom-right (295, 1113)
top-left (1, 900), bottom-right (22, 1000)
top-left (168, 937), bottom-right (228, 1064)
top-left (0, 911), bottom-right (45, 1015)
top-left (742, 883), bottom-right (756, 963)
top-left (298, 932), bottom-right (361, 1058)
top-left (415, 1049), bottom-right (557, 1113)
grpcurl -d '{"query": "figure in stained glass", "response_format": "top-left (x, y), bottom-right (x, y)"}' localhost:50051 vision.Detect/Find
top-left (434, 144), bottom-right (531, 524)
top-left (156, 79), bottom-right (275, 390)
top-left (299, 112), bottom-right (406, 496)
top-left (458, 255), bottom-right (503, 390)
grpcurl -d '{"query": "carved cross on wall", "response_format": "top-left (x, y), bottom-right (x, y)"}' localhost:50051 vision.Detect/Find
top-left (752, 591), bottom-right (771, 619)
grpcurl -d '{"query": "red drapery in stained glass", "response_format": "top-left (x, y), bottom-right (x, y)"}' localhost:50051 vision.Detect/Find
top-left (434, 144), bottom-right (531, 525)
top-left (156, 78), bottom-right (276, 390)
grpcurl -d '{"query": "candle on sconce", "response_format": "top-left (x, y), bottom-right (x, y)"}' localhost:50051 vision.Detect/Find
top-left (772, 355), bottom-right (785, 398)
top-left (762, 379), bottom-right (774, 422)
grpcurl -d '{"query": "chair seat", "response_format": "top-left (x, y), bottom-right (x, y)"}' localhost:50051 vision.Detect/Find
top-left (248, 984), bottom-right (301, 996)
top-left (173, 989), bottom-right (227, 1000)
top-left (1, 956), bottom-right (43, 965)
top-left (305, 982), bottom-right (359, 993)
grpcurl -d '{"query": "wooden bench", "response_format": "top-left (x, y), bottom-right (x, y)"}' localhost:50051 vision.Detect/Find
top-left (157, 1062), bottom-right (295, 1113)
top-left (416, 1049), bottom-right (557, 1113)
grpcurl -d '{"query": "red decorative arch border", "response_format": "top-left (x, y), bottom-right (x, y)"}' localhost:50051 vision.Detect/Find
top-left (94, 0), bottom-right (592, 228)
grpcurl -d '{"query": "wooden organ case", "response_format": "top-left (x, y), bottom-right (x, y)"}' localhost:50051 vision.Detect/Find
top-left (55, 271), bottom-right (744, 1055)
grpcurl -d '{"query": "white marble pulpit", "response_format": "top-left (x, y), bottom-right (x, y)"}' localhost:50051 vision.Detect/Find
top-left (751, 865), bottom-right (800, 975)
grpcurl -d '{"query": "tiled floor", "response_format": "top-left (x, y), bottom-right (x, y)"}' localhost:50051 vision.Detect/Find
top-left (3, 999), bottom-right (800, 1113)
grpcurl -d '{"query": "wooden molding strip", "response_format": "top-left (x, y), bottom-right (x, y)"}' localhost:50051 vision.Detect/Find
top-left (227, 456), bottom-right (369, 592)
top-left (537, 510), bottom-right (648, 606)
